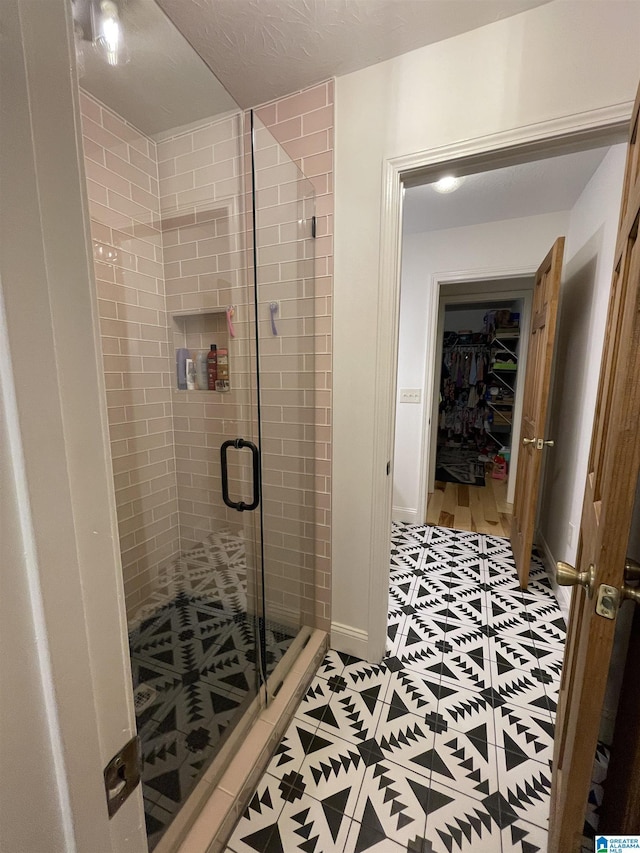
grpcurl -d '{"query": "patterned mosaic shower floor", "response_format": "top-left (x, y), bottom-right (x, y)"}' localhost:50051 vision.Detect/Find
top-left (128, 532), bottom-right (297, 850)
top-left (225, 523), bottom-right (566, 853)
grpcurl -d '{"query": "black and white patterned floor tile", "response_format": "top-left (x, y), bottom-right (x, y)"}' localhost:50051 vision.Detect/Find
top-left (225, 524), bottom-right (567, 853)
top-left (423, 781), bottom-right (507, 852)
top-left (224, 524), bottom-right (612, 853)
top-left (129, 531), bottom-right (299, 850)
top-left (432, 683), bottom-right (499, 747)
top-left (295, 679), bottom-right (387, 744)
top-left (495, 746), bottom-right (552, 829)
top-left (436, 649), bottom-right (492, 694)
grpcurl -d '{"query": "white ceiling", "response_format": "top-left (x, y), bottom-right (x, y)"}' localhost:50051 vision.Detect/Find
top-left (154, 0), bottom-right (551, 109)
top-left (402, 148), bottom-right (611, 234)
top-left (78, 0), bottom-right (552, 135)
top-left (76, 0), bottom-right (238, 136)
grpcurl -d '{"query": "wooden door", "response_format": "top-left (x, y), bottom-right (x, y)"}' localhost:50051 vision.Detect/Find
top-left (511, 237), bottom-right (564, 587)
top-left (549, 85), bottom-right (640, 853)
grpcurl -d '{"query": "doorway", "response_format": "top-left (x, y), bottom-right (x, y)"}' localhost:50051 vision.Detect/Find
top-left (391, 147), bottom-right (620, 537)
top-left (382, 140), bottom-right (628, 850)
top-left (426, 290), bottom-right (531, 536)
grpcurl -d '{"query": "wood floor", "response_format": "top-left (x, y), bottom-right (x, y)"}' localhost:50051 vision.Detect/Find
top-left (426, 476), bottom-right (512, 537)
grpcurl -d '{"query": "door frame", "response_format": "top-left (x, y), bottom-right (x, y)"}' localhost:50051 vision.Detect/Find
top-left (367, 107), bottom-right (632, 662)
top-left (2, 2), bottom-right (146, 850)
top-left (417, 274), bottom-right (534, 521)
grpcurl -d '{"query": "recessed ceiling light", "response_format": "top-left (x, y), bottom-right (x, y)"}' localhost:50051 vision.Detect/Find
top-left (433, 176), bottom-right (463, 194)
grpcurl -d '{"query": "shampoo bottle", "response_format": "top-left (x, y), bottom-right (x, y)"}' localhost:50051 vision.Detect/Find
top-left (176, 348), bottom-right (189, 390)
top-left (196, 351), bottom-right (208, 390)
top-left (215, 347), bottom-right (229, 392)
top-left (186, 358), bottom-right (196, 391)
top-left (207, 344), bottom-right (217, 390)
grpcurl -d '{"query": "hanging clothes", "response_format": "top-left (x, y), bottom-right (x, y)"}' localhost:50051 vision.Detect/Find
top-left (469, 353), bottom-right (477, 386)
top-left (438, 334), bottom-right (492, 451)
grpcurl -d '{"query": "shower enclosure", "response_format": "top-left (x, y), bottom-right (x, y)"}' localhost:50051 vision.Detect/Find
top-left (73, 1), bottom-right (316, 847)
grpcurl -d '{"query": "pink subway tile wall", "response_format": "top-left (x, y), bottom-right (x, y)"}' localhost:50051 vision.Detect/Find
top-left (80, 84), bottom-right (332, 635)
top-left (255, 81), bottom-right (333, 633)
top-left (156, 117), bottom-right (260, 585)
top-left (79, 91), bottom-right (179, 621)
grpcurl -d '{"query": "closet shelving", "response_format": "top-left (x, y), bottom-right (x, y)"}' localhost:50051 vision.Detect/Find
top-left (486, 328), bottom-right (519, 444)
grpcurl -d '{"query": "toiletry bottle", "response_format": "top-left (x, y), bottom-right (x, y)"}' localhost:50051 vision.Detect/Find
top-left (186, 358), bottom-right (196, 391)
top-left (176, 348), bottom-right (189, 390)
top-left (215, 347), bottom-right (230, 392)
top-left (196, 351), bottom-right (208, 390)
top-left (207, 344), bottom-right (217, 390)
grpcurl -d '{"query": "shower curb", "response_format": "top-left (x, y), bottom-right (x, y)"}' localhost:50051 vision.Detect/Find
top-left (153, 629), bottom-right (329, 853)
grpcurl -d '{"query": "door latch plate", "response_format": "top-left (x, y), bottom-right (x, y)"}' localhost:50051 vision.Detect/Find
top-left (104, 735), bottom-right (141, 818)
top-left (595, 584), bottom-right (619, 620)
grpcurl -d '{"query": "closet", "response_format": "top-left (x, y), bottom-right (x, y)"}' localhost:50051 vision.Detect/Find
top-left (436, 300), bottom-right (521, 490)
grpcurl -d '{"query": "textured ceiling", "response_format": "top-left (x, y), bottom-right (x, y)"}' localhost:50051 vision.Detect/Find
top-left (155, 0), bottom-right (552, 108)
top-left (79, 0), bottom-right (552, 134)
top-left (77, 0), bottom-right (237, 136)
top-left (402, 147), bottom-right (612, 234)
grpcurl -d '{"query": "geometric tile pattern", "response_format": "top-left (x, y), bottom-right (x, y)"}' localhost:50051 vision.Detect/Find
top-left (225, 523), bottom-right (566, 853)
top-left (129, 531), bottom-right (297, 850)
top-left (129, 530), bottom-right (251, 630)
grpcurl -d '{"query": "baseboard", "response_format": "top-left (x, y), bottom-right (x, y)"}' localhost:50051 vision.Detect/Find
top-left (535, 529), bottom-right (571, 624)
top-left (392, 506), bottom-right (419, 524)
top-left (330, 621), bottom-right (369, 659)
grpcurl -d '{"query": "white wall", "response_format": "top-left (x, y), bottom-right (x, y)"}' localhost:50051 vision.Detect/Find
top-left (332, 0), bottom-right (640, 653)
top-left (538, 144), bottom-right (627, 566)
top-left (1, 1), bottom-right (146, 849)
top-left (392, 211), bottom-right (569, 518)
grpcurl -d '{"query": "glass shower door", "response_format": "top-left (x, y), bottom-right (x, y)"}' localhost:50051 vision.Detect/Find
top-left (73, 1), bottom-right (317, 847)
top-left (250, 112), bottom-right (317, 686)
top-left (126, 112), bottom-right (266, 846)
top-left (73, 2), bottom-right (264, 846)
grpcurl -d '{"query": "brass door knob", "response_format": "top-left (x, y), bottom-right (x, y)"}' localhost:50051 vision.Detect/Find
top-left (622, 586), bottom-right (640, 605)
top-left (622, 557), bottom-right (640, 604)
top-left (543, 440), bottom-right (555, 447)
top-left (556, 560), bottom-right (595, 597)
top-left (625, 557), bottom-right (640, 582)
top-left (523, 437), bottom-right (536, 445)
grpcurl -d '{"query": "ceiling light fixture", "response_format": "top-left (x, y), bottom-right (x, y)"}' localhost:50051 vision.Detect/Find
top-left (433, 175), bottom-right (463, 194)
top-left (95, 0), bottom-right (126, 66)
top-left (72, 0), bottom-right (129, 69)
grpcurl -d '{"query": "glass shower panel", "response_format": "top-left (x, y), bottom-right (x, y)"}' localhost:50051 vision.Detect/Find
top-left (73, 1), bottom-right (262, 847)
top-left (251, 113), bottom-right (316, 681)
top-left (73, 1), bottom-right (320, 846)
